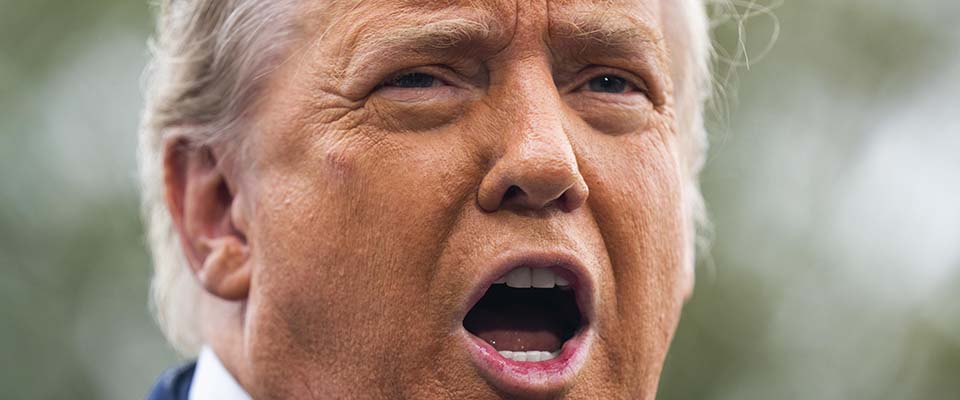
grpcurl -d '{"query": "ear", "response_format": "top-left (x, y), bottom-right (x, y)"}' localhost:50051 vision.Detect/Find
top-left (163, 137), bottom-right (251, 301)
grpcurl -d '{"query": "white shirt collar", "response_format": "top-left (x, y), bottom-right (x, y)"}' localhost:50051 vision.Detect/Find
top-left (189, 347), bottom-right (252, 400)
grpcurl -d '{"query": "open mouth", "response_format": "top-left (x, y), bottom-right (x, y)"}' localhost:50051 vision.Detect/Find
top-left (463, 267), bottom-right (585, 363)
top-left (459, 253), bottom-right (596, 395)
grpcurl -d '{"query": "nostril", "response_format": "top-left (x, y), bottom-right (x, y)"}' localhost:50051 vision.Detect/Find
top-left (497, 183), bottom-right (581, 211)
top-left (503, 186), bottom-right (524, 203)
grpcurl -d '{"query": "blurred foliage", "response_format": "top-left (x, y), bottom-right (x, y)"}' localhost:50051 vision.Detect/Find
top-left (0, 2), bottom-right (175, 399)
top-left (1, 0), bottom-right (958, 399)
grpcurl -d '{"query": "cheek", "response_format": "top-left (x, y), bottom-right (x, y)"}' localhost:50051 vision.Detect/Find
top-left (580, 129), bottom-right (687, 384)
top-left (241, 127), bottom-right (479, 381)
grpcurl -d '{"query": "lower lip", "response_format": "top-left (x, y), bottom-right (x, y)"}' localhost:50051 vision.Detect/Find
top-left (461, 326), bottom-right (594, 396)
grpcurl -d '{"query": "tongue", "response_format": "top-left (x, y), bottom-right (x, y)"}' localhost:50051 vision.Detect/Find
top-left (465, 303), bottom-right (565, 352)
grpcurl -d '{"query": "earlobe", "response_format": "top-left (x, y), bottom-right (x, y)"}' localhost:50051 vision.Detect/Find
top-left (197, 236), bottom-right (251, 301)
top-left (163, 136), bottom-right (252, 301)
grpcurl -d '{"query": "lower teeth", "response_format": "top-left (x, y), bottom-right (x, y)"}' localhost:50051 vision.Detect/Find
top-left (497, 350), bottom-right (560, 362)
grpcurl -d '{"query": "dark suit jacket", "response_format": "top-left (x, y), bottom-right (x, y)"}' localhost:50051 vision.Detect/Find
top-left (146, 362), bottom-right (197, 400)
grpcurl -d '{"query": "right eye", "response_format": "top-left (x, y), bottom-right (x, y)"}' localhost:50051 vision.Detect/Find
top-left (382, 72), bottom-right (442, 88)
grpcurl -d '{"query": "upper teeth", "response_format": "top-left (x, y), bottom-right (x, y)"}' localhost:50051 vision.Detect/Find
top-left (493, 268), bottom-right (570, 288)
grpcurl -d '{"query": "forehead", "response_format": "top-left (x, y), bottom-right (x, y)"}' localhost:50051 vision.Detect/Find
top-left (299, 0), bottom-right (667, 47)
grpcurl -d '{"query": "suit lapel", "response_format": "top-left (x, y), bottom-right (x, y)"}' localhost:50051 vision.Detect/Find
top-left (146, 362), bottom-right (197, 400)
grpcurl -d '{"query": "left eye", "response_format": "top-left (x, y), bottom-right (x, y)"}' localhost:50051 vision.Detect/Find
top-left (383, 72), bottom-right (439, 88)
top-left (585, 75), bottom-right (632, 94)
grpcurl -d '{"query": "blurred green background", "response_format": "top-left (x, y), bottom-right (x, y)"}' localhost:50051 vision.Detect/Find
top-left (1, 1), bottom-right (958, 399)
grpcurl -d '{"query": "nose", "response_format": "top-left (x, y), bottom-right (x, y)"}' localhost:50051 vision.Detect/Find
top-left (477, 124), bottom-right (589, 213)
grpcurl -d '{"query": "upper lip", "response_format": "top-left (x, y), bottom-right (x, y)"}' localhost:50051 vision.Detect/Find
top-left (457, 248), bottom-right (596, 330)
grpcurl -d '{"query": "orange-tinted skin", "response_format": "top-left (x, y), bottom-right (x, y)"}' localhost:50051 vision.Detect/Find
top-left (165, 0), bottom-right (695, 398)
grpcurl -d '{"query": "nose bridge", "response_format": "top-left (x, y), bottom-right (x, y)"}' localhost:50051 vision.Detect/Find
top-left (514, 99), bottom-right (573, 169)
top-left (503, 60), bottom-right (574, 168)
top-left (477, 61), bottom-right (589, 212)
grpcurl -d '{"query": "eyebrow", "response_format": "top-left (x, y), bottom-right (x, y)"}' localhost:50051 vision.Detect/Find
top-left (548, 11), bottom-right (664, 59)
top-left (342, 11), bottom-right (660, 62)
top-left (339, 12), bottom-right (505, 76)
top-left (361, 17), bottom-right (500, 52)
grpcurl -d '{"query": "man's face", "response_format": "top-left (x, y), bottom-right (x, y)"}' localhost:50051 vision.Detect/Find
top-left (236, 0), bottom-right (690, 398)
